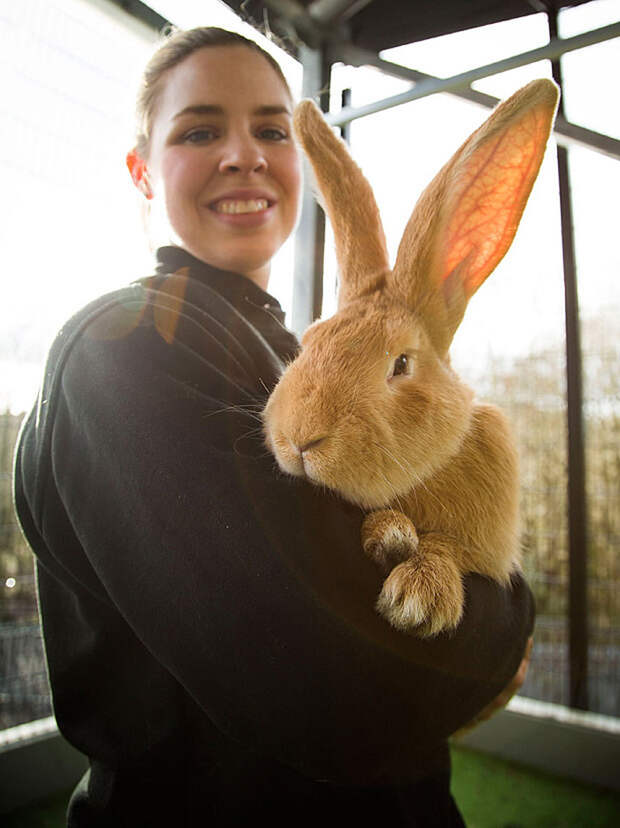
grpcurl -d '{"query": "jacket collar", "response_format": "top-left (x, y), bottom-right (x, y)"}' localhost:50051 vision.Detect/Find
top-left (155, 246), bottom-right (286, 325)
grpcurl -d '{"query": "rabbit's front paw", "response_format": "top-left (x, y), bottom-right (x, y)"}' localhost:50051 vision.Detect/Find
top-left (362, 509), bottom-right (418, 574)
top-left (376, 552), bottom-right (464, 637)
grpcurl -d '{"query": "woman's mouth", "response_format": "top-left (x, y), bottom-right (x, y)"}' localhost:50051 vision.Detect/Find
top-left (212, 198), bottom-right (270, 214)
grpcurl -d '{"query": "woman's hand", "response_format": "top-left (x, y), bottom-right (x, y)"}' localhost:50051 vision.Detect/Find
top-left (453, 636), bottom-right (533, 736)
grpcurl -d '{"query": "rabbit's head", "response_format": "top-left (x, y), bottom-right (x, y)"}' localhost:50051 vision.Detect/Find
top-left (263, 80), bottom-right (559, 509)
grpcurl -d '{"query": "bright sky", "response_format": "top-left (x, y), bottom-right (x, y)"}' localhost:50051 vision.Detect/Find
top-left (1, 0), bottom-right (618, 413)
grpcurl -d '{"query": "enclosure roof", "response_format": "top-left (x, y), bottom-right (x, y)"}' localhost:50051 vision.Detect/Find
top-left (220, 0), bottom-right (591, 54)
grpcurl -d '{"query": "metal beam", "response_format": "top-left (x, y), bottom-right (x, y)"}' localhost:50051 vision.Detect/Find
top-left (327, 21), bottom-right (620, 127)
top-left (340, 88), bottom-right (352, 142)
top-left (291, 45), bottom-right (332, 334)
top-left (263, 0), bottom-right (326, 48)
top-left (335, 42), bottom-right (501, 107)
top-left (308, 0), bottom-right (374, 24)
top-left (106, 0), bottom-right (169, 31)
top-left (546, 9), bottom-right (589, 714)
top-left (334, 43), bottom-right (620, 161)
top-left (553, 118), bottom-right (620, 161)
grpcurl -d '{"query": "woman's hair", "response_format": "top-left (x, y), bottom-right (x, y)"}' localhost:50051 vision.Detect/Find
top-left (134, 26), bottom-right (293, 157)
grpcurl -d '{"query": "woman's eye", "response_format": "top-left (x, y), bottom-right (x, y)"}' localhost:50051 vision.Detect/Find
top-left (183, 128), bottom-right (218, 144)
top-left (258, 127), bottom-right (287, 141)
top-left (391, 354), bottom-right (410, 378)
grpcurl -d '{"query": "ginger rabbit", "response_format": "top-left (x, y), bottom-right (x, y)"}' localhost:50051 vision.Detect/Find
top-left (263, 80), bottom-right (559, 636)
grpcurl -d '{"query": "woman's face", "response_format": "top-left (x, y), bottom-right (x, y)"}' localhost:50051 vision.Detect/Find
top-left (146, 46), bottom-right (301, 288)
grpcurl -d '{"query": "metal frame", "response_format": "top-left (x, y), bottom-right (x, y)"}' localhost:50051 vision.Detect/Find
top-left (547, 7), bottom-right (588, 713)
top-left (291, 45), bottom-right (332, 331)
top-left (292, 17), bottom-right (620, 336)
top-left (107, 0), bottom-right (169, 30)
top-left (326, 21), bottom-right (620, 137)
top-left (332, 42), bottom-right (620, 160)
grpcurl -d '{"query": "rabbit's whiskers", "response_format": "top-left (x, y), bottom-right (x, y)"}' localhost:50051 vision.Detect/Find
top-left (232, 425), bottom-right (274, 458)
top-left (370, 440), bottom-right (411, 484)
top-left (201, 402), bottom-right (272, 457)
top-left (204, 402), bottom-right (265, 426)
top-left (370, 440), bottom-right (411, 509)
top-left (370, 440), bottom-right (448, 515)
top-left (376, 469), bottom-right (406, 514)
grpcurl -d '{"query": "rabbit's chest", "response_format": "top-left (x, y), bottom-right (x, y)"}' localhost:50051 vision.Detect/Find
top-left (400, 402), bottom-right (519, 546)
top-left (401, 483), bottom-right (462, 538)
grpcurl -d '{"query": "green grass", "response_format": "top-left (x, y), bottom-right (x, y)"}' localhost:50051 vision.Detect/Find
top-left (1, 790), bottom-right (69, 827)
top-left (4, 748), bottom-right (620, 826)
top-left (451, 745), bottom-right (620, 827)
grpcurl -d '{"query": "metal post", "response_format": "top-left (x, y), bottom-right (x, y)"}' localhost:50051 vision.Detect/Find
top-left (340, 88), bottom-right (352, 143)
top-left (291, 45), bottom-right (331, 335)
top-left (547, 9), bottom-right (589, 711)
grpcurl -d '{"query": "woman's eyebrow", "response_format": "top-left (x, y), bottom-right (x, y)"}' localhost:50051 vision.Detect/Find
top-left (172, 104), bottom-right (223, 120)
top-left (172, 103), bottom-right (291, 120)
top-left (253, 105), bottom-right (292, 117)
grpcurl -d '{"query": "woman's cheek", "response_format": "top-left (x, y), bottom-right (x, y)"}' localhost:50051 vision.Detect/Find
top-left (160, 148), bottom-right (199, 190)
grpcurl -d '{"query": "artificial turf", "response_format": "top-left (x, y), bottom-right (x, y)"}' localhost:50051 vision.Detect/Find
top-left (450, 745), bottom-right (620, 827)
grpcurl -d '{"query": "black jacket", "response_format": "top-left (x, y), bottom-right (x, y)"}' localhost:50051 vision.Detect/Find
top-left (14, 246), bottom-right (534, 826)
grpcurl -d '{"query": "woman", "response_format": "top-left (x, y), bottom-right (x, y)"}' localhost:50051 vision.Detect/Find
top-left (14, 27), bottom-right (533, 827)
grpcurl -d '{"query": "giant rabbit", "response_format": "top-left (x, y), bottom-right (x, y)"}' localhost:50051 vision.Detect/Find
top-left (264, 80), bottom-right (559, 636)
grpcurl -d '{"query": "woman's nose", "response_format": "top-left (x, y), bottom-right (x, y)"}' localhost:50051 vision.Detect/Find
top-left (218, 136), bottom-right (267, 175)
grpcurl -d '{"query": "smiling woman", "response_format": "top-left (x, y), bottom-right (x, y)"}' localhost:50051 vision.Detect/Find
top-left (12, 24), bottom-right (535, 828)
top-left (132, 41), bottom-right (301, 286)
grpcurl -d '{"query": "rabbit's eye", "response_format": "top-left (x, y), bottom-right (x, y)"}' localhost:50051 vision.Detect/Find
top-left (392, 354), bottom-right (409, 377)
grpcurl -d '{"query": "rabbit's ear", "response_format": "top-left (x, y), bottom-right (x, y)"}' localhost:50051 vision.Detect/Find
top-left (293, 100), bottom-right (390, 308)
top-left (391, 79), bottom-right (559, 356)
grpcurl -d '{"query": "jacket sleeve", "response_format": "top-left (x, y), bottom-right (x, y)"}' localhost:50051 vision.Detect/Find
top-left (15, 293), bottom-right (534, 786)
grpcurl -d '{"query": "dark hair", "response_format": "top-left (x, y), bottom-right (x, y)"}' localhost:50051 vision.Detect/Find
top-left (134, 26), bottom-right (293, 156)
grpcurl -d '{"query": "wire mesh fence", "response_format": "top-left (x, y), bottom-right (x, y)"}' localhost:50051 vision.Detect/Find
top-left (463, 313), bottom-right (620, 720)
top-left (0, 619), bottom-right (52, 730)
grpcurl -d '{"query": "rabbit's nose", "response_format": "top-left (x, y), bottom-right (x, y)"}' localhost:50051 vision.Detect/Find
top-left (299, 436), bottom-right (326, 454)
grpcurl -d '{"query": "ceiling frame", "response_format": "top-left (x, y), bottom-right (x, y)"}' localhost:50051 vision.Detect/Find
top-left (328, 21), bottom-right (620, 160)
top-left (332, 43), bottom-right (620, 160)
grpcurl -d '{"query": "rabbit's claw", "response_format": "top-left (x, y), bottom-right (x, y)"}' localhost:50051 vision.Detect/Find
top-left (361, 509), bottom-right (419, 574)
top-left (376, 552), bottom-right (464, 637)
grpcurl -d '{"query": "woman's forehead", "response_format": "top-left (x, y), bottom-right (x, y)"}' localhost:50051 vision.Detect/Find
top-left (157, 46), bottom-right (292, 120)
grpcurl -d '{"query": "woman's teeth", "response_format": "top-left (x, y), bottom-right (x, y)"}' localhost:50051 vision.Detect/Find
top-left (215, 199), bottom-right (269, 214)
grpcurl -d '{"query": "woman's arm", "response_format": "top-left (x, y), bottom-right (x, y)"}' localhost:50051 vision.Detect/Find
top-left (15, 292), bottom-right (534, 785)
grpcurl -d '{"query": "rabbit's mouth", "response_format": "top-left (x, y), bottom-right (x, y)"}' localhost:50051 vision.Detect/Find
top-left (264, 427), bottom-right (327, 483)
top-left (288, 447), bottom-right (323, 483)
top-left (299, 445), bottom-right (324, 483)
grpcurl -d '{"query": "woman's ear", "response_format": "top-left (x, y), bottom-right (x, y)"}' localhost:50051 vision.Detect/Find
top-left (126, 149), bottom-right (153, 200)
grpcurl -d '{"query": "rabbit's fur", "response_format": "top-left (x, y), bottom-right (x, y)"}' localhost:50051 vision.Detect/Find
top-left (263, 80), bottom-right (559, 636)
